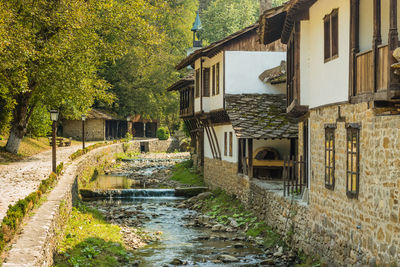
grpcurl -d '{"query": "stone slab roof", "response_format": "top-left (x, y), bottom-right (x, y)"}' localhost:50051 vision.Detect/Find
top-left (225, 94), bottom-right (298, 139)
top-left (259, 61), bottom-right (286, 84)
top-left (166, 71), bottom-right (194, 91)
top-left (87, 109), bottom-right (115, 120)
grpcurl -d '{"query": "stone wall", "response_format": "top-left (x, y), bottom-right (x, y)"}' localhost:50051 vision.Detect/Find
top-left (303, 102), bottom-right (400, 265)
top-left (3, 143), bottom-right (125, 266)
top-left (63, 119), bottom-right (105, 141)
top-left (203, 157), bottom-right (250, 204)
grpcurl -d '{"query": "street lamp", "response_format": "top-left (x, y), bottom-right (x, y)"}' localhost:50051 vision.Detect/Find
top-left (50, 110), bottom-right (59, 173)
top-left (82, 114), bottom-right (86, 150)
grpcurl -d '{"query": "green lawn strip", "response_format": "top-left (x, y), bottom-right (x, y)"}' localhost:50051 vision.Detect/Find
top-left (170, 159), bottom-right (204, 186)
top-left (196, 189), bottom-right (320, 266)
top-left (54, 203), bottom-right (134, 267)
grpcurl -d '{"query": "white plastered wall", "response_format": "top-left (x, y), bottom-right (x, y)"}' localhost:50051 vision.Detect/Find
top-left (300, 0), bottom-right (350, 109)
top-left (359, 0), bottom-right (373, 52)
top-left (204, 124), bottom-right (238, 163)
top-left (224, 51), bottom-right (286, 95)
top-left (253, 139), bottom-right (291, 160)
top-left (203, 52), bottom-right (224, 112)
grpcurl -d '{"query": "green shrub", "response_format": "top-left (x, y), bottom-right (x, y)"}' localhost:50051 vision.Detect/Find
top-left (156, 127), bottom-right (170, 140)
top-left (56, 162), bottom-right (64, 175)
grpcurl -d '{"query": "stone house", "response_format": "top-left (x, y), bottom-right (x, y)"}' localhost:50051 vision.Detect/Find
top-left (257, 0), bottom-right (400, 265)
top-left (62, 109), bottom-right (115, 141)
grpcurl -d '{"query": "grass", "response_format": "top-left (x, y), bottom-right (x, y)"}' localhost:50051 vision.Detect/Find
top-left (170, 159), bottom-right (205, 186)
top-left (197, 189), bottom-right (282, 248)
top-left (196, 189), bottom-right (321, 266)
top-left (54, 203), bottom-right (134, 267)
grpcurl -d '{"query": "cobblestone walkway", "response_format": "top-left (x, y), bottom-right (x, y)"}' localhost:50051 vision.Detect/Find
top-left (0, 144), bottom-right (87, 222)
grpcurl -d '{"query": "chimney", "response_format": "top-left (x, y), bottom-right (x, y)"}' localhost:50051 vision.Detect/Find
top-left (260, 0), bottom-right (273, 15)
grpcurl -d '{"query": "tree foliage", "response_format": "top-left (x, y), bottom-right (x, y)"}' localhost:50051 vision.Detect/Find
top-left (199, 0), bottom-right (259, 44)
top-left (99, 0), bottom-right (197, 131)
top-left (0, 0), bottom-right (162, 153)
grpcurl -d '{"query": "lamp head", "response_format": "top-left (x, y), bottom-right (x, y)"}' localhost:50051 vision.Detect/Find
top-left (50, 110), bottom-right (59, 122)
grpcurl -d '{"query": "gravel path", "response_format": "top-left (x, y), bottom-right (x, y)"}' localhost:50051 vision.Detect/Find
top-left (0, 144), bottom-right (89, 222)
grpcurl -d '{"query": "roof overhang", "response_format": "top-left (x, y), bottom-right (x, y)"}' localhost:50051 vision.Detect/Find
top-left (259, 0), bottom-right (316, 45)
top-left (176, 24), bottom-right (258, 70)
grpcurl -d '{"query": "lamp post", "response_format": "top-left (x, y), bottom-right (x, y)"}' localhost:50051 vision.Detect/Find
top-left (82, 114), bottom-right (86, 149)
top-left (50, 110), bottom-right (59, 173)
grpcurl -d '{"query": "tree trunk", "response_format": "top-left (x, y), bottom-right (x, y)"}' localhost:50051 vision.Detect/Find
top-left (5, 92), bottom-right (33, 154)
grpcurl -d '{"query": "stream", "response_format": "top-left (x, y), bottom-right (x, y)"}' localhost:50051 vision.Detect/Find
top-left (85, 153), bottom-right (297, 266)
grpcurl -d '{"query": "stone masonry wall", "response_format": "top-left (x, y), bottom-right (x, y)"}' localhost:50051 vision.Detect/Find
top-left (304, 102), bottom-right (400, 265)
top-left (203, 157), bottom-right (250, 204)
top-left (63, 119), bottom-right (105, 141)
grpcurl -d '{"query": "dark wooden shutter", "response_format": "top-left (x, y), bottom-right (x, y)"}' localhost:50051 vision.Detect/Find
top-left (203, 68), bottom-right (210, 97)
top-left (195, 69), bottom-right (200, 98)
top-left (212, 65), bottom-right (216, 96)
top-left (224, 132), bottom-right (227, 156)
top-left (324, 16), bottom-right (331, 60)
top-left (331, 10), bottom-right (339, 57)
top-left (216, 63), bottom-right (220, 95)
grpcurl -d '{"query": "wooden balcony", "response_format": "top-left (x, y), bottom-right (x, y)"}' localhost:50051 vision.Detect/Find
top-left (179, 88), bottom-right (194, 118)
top-left (355, 45), bottom-right (389, 95)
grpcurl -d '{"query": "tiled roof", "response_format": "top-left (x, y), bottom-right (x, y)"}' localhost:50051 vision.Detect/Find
top-left (225, 94), bottom-right (298, 139)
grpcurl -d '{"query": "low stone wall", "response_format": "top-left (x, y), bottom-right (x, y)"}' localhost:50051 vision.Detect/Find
top-left (126, 138), bottom-right (179, 153)
top-left (203, 157), bottom-right (250, 204)
top-left (2, 143), bottom-right (125, 267)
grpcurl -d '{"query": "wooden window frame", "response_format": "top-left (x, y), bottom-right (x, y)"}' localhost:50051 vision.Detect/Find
top-left (202, 68), bottom-right (210, 97)
top-left (195, 69), bottom-right (200, 98)
top-left (224, 132), bottom-right (227, 156)
top-left (216, 63), bottom-right (220, 95)
top-left (229, 132), bottom-right (233, 157)
top-left (324, 124), bottom-right (336, 190)
top-left (324, 9), bottom-right (339, 63)
top-left (346, 123), bottom-right (361, 199)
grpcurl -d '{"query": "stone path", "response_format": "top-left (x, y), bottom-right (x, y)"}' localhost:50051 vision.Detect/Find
top-left (0, 144), bottom-right (89, 222)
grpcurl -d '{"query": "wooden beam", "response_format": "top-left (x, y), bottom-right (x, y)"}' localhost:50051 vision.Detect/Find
top-left (373, 0), bottom-right (382, 93)
top-left (388, 0), bottom-right (399, 91)
top-left (209, 119), bottom-right (221, 159)
top-left (349, 0), bottom-right (360, 98)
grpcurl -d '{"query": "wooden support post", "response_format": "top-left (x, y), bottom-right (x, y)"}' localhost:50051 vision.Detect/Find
top-left (238, 139), bottom-right (242, 173)
top-left (349, 0), bottom-right (360, 97)
top-left (388, 0), bottom-right (399, 91)
top-left (248, 139), bottom-right (253, 178)
top-left (373, 0), bottom-right (382, 93)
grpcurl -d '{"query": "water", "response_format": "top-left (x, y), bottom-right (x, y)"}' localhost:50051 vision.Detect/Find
top-left (91, 198), bottom-right (268, 267)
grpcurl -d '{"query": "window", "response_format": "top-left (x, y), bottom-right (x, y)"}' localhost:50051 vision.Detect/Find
top-left (229, 132), bottom-right (233, 156)
top-left (212, 65), bottom-right (216, 96)
top-left (195, 69), bottom-right (200, 98)
top-left (325, 125), bottom-right (336, 190)
top-left (203, 68), bottom-right (210, 97)
top-left (346, 124), bottom-right (360, 198)
top-left (224, 132), bottom-right (227, 156)
top-left (216, 63), bottom-right (220, 95)
top-left (324, 9), bottom-right (339, 62)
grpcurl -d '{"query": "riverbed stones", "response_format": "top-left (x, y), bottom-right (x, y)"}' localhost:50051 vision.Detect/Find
top-left (218, 254), bottom-right (239, 262)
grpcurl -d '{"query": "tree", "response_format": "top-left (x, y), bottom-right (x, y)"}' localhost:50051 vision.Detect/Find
top-left (198, 0), bottom-right (259, 44)
top-left (1, 0), bottom-right (159, 153)
top-left (99, 0), bottom-right (197, 131)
